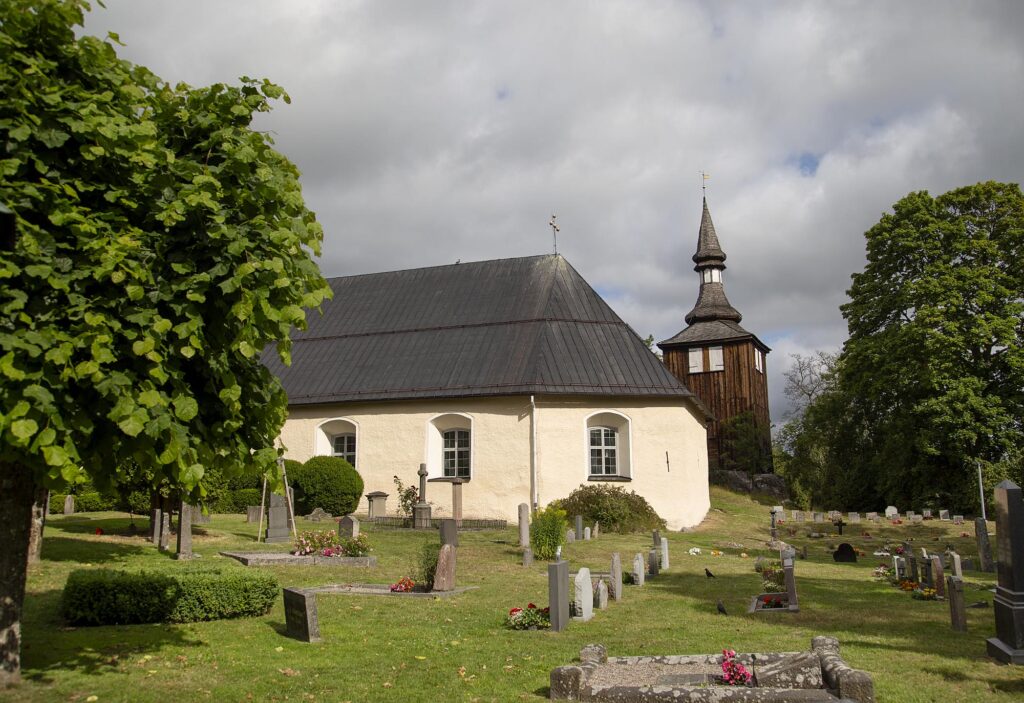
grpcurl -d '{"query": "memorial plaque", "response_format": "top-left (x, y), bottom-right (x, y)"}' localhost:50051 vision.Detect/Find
top-left (283, 587), bottom-right (321, 643)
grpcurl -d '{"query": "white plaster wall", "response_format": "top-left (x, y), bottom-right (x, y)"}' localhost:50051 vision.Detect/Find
top-left (277, 395), bottom-right (709, 531)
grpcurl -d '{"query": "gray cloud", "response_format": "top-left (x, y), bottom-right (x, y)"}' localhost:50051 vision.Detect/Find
top-left (84, 0), bottom-right (1024, 422)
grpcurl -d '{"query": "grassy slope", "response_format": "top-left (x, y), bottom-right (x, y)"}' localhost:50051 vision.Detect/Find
top-left (10, 487), bottom-right (1024, 702)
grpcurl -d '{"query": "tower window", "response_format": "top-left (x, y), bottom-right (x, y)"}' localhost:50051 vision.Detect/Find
top-left (702, 268), bottom-right (722, 283)
top-left (688, 348), bottom-right (703, 373)
top-left (754, 349), bottom-right (763, 373)
top-left (709, 346), bottom-right (724, 371)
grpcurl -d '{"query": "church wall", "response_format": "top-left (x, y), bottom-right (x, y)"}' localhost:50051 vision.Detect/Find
top-left (277, 394), bottom-right (710, 530)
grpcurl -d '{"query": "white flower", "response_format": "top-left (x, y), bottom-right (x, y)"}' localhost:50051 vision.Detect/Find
top-left (687, 547), bottom-right (702, 556)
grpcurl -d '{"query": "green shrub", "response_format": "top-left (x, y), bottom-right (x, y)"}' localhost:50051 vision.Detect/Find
top-left (417, 541), bottom-right (440, 586)
top-left (48, 493), bottom-right (67, 514)
top-left (530, 506), bottom-right (568, 560)
top-left (210, 488), bottom-right (262, 514)
top-left (72, 492), bottom-right (119, 512)
top-left (550, 484), bottom-right (666, 533)
top-left (61, 568), bottom-right (278, 625)
top-left (292, 456), bottom-right (364, 516)
top-left (123, 491), bottom-right (151, 516)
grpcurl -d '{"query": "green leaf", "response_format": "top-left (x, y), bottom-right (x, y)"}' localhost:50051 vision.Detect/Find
top-left (173, 395), bottom-right (199, 421)
top-left (238, 340), bottom-right (254, 358)
top-left (11, 418), bottom-right (38, 441)
top-left (0, 353), bottom-right (25, 380)
top-left (42, 445), bottom-right (70, 467)
top-left (132, 337), bottom-right (155, 356)
top-left (118, 409), bottom-right (148, 437)
top-left (138, 389), bottom-right (163, 408)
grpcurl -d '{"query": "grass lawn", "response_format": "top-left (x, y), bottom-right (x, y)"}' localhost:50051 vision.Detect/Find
top-left (11, 487), bottom-right (1024, 702)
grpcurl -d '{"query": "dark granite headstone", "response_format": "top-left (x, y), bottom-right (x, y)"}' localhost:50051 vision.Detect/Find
top-left (832, 543), bottom-right (857, 563)
top-left (439, 518), bottom-right (458, 547)
top-left (548, 560), bottom-right (570, 632)
top-left (338, 515), bottom-right (359, 539)
top-left (265, 493), bottom-right (290, 543)
top-left (930, 555), bottom-right (946, 597)
top-left (648, 548), bottom-right (660, 576)
top-left (987, 480), bottom-right (1024, 664)
top-left (976, 517), bottom-right (995, 573)
top-left (575, 515), bottom-right (584, 537)
top-left (920, 558), bottom-right (933, 588)
top-left (283, 587), bottom-right (321, 642)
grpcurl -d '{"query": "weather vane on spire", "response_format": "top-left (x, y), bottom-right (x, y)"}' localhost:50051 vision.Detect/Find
top-left (549, 214), bottom-right (560, 255)
top-left (701, 170), bottom-right (710, 195)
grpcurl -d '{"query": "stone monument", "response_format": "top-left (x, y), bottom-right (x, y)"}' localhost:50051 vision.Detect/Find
top-left (439, 518), bottom-right (458, 547)
top-left (610, 553), bottom-right (623, 602)
top-left (433, 543), bottom-right (457, 592)
top-left (265, 493), bottom-right (291, 543)
top-left (339, 515), bottom-right (360, 540)
top-left (518, 503), bottom-right (530, 547)
top-left (573, 568), bottom-right (594, 622)
top-left (548, 560), bottom-right (570, 632)
top-left (976, 517), bottom-right (995, 573)
top-left (987, 480), bottom-right (1024, 664)
top-left (283, 587), bottom-right (321, 643)
top-left (174, 502), bottom-right (193, 560)
top-left (366, 491), bottom-right (388, 519)
top-left (413, 463), bottom-right (432, 529)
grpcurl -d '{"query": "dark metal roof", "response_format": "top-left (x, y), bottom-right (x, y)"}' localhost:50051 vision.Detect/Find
top-left (265, 255), bottom-right (705, 408)
top-left (658, 319), bottom-right (771, 351)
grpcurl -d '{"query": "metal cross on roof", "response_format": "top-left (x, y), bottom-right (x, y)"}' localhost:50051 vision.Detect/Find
top-left (549, 214), bottom-right (560, 254)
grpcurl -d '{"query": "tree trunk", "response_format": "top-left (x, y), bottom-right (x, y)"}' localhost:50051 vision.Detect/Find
top-left (0, 462), bottom-right (35, 687)
top-left (26, 488), bottom-right (48, 566)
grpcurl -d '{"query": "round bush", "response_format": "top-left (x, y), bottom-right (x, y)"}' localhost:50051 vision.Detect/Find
top-left (551, 484), bottom-right (665, 533)
top-left (530, 506), bottom-right (568, 560)
top-left (292, 456), bottom-right (364, 516)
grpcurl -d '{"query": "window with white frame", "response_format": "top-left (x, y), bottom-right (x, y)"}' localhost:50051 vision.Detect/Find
top-left (332, 433), bottom-right (356, 467)
top-left (589, 427), bottom-right (618, 475)
top-left (701, 268), bottom-right (722, 284)
top-left (688, 347), bottom-right (704, 373)
top-left (709, 346), bottom-right (724, 371)
top-left (754, 348), bottom-right (763, 373)
top-left (442, 429), bottom-right (471, 478)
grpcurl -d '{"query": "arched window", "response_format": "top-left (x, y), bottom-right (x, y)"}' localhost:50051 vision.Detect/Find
top-left (426, 413), bottom-right (474, 480)
top-left (585, 411), bottom-right (632, 479)
top-left (589, 426), bottom-right (618, 475)
top-left (442, 429), bottom-right (470, 478)
top-left (314, 418), bottom-right (358, 467)
top-left (332, 433), bottom-right (356, 467)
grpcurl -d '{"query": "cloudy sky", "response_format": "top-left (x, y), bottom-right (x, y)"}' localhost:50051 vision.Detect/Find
top-left (83, 1), bottom-right (1024, 422)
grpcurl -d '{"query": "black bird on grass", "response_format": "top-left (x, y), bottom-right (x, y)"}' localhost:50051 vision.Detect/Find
top-left (705, 568), bottom-right (715, 578)
top-left (717, 599), bottom-right (728, 615)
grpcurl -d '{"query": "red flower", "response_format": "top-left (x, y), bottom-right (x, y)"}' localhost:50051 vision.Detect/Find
top-left (509, 607), bottom-right (523, 616)
top-left (542, 607), bottom-right (550, 614)
top-left (527, 603), bottom-right (536, 609)
top-left (94, 527), bottom-right (104, 535)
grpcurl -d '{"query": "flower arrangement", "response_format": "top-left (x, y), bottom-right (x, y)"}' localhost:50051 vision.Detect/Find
top-left (687, 547), bottom-right (702, 556)
top-left (292, 530), bottom-right (370, 557)
top-left (739, 552), bottom-right (749, 558)
top-left (720, 649), bottom-right (751, 686)
top-left (912, 587), bottom-right (938, 601)
top-left (891, 518), bottom-right (903, 525)
top-left (898, 579), bottom-right (920, 592)
top-left (505, 603), bottom-right (551, 630)
top-left (94, 527), bottom-right (104, 535)
top-left (759, 595), bottom-right (785, 609)
top-left (872, 564), bottom-right (894, 581)
top-left (710, 550), bottom-right (723, 557)
top-left (390, 576), bottom-right (415, 592)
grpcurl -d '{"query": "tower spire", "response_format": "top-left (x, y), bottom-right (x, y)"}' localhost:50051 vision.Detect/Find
top-left (684, 197), bottom-right (741, 324)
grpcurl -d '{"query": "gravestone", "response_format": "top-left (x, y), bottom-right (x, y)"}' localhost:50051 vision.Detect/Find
top-left (987, 480), bottom-right (1024, 664)
top-left (832, 543), bottom-right (856, 563)
top-left (518, 503), bottom-right (530, 547)
top-left (523, 547), bottom-right (533, 567)
top-left (193, 508), bottom-right (211, 525)
top-left (948, 575), bottom-right (967, 632)
top-left (976, 517), bottom-right (995, 572)
top-left (595, 579), bottom-right (609, 610)
top-left (265, 493), bottom-right (290, 543)
top-left (307, 507), bottom-right (332, 522)
top-left (923, 509), bottom-right (933, 519)
top-left (283, 587), bottom-right (321, 643)
top-left (246, 505), bottom-right (262, 523)
top-left (433, 543), bottom-right (456, 592)
top-left (912, 515), bottom-right (924, 524)
top-left (660, 537), bottom-right (670, 570)
top-left (338, 515), bottom-right (360, 540)
top-left (867, 512), bottom-right (879, 521)
top-left (834, 518), bottom-right (846, 535)
top-left (573, 568), bottom-right (594, 622)
top-left (894, 556), bottom-right (906, 580)
top-left (769, 509), bottom-right (778, 540)
top-left (366, 491), bottom-right (388, 519)
top-left (921, 547), bottom-right (930, 561)
top-left (939, 509), bottom-right (950, 521)
top-left (906, 511), bottom-right (916, 520)
top-left (610, 553), bottom-right (623, 602)
top-left (593, 522), bottom-right (600, 539)
top-left (583, 527), bottom-right (591, 541)
top-left (953, 514), bottom-right (964, 525)
top-left (450, 478), bottom-right (465, 526)
top-left (174, 503), bottom-right (193, 560)
top-left (575, 515), bottom-right (583, 537)
top-left (963, 558), bottom-right (975, 571)
top-left (413, 464), bottom-right (432, 529)
top-left (793, 510), bottom-right (804, 522)
top-left (159, 511), bottom-right (171, 551)
top-left (151, 506), bottom-right (162, 547)
top-left (931, 555), bottom-right (946, 597)
top-left (885, 506), bottom-right (898, 519)
top-left (548, 560), bottom-right (570, 632)
top-left (652, 529), bottom-right (661, 548)
top-left (951, 552), bottom-right (963, 578)
top-left (783, 549), bottom-right (799, 611)
top-left (632, 553), bottom-right (645, 586)
top-left (907, 553), bottom-right (920, 583)
top-left (566, 529), bottom-right (576, 543)
top-left (647, 549), bottom-right (660, 576)
top-left (849, 512), bottom-right (861, 523)
top-left (800, 545), bottom-right (808, 560)
top-left (813, 512), bottom-right (824, 523)
top-left (63, 495), bottom-right (74, 515)
top-left (439, 518), bottom-right (458, 547)
top-left (920, 559), bottom-right (933, 588)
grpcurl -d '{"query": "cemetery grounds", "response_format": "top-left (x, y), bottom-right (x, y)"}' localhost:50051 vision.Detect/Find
top-left (10, 487), bottom-right (1024, 702)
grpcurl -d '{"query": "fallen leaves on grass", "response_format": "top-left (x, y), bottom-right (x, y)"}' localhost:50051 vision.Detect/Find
top-left (279, 668), bottom-right (300, 677)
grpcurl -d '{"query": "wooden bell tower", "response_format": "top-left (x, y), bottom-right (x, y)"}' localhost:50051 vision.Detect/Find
top-left (658, 198), bottom-right (772, 472)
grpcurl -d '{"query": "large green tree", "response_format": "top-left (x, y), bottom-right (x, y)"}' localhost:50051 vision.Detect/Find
top-left (0, 0), bottom-right (329, 685)
top-left (827, 182), bottom-right (1024, 509)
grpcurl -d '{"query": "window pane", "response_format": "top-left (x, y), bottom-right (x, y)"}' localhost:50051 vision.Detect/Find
top-left (688, 348), bottom-right (703, 373)
top-left (709, 346), bottom-right (724, 371)
top-left (590, 428), bottom-right (602, 444)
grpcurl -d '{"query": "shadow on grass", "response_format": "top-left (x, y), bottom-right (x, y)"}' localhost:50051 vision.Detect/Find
top-left (41, 536), bottom-right (153, 564)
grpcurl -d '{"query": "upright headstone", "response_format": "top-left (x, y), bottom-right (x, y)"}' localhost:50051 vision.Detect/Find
top-left (953, 514), bottom-right (964, 525)
top-left (433, 543), bottom-right (457, 592)
top-left (912, 515), bottom-right (924, 524)
top-left (338, 515), bottom-right (360, 540)
top-left (849, 512), bottom-right (861, 523)
top-left (885, 506), bottom-right (898, 519)
top-left (782, 549), bottom-right (798, 610)
top-left (921, 547), bottom-right (930, 561)
top-left (573, 568), bottom-right (594, 621)
top-left (193, 508), bottom-right (211, 525)
top-left (987, 480), bottom-right (1024, 664)
top-left (948, 575), bottom-right (967, 632)
top-left (769, 509), bottom-right (778, 540)
top-left (893, 556), bottom-right (906, 579)
top-left (566, 528), bottom-right (576, 543)
top-left (575, 515), bottom-right (584, 537)
top-left (923, 509), bottom-right (933, 519)
top-left (939, 509), bottom-right (950, 521)
top-left (632, 553), bottom-right (645, 586)
top-left (174, 502), bottom-right (193, 560)
top-left (813, 512), bottom-right (824, 523)
top-left (593, 521), bottom-right (600, 539)
top-left (283, 587), bottom-right (321, 643)
top-left (151, 506), bottom-right (162, 547)
top-left (518, 503), bottom-right (530, 547)
top-left (522, 547), bottom-right (534, 567)
top-left (652, 529), bottom-right (661, 547)
top-left (63, 495), bottom-right (75, 515)
top-left (660, 537), bottom-right (670, 570)
top-left (366, 491), bottom-right (388, 519)
top-left (413, 464), bottom-right (432, 529)
top-left (951, 551), bottom-right (963, 578)
top-left (450, 478), bottom-right (465, 526)
top-left (583, 527), bottom-right (591, 541)
top-left (265, 493), bottom-right (290, 543)
top-left (595, 579), bottom-right (609, 610)
top-left (439, 518), bottom-right (458, 547)
top-left (867, 512), bottom-right (879, 521)
top-left (548, 560), bottom-right (570, 632)
top-left (159, 511), bottom-right (171, 551)
top-left (246, 505), bottom-right (262, 523)
top-left (920, 558), bottom-right (933, 588)
top-left (648, 548), bottom-right (660, 576)
top-left (610, 553), bottom-right (623, 602)
top-left (907, 552), bottom-right (920, 583)
top-left (931, 555), bottom-right (946, 598)
top-left (976, 517), bottom-right (995, 573)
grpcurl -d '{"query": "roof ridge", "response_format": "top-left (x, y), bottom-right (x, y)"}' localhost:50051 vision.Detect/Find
top-left (292, 316), bottom-right (627, 344)
top-left (322, 253), bottom-right (561, 283)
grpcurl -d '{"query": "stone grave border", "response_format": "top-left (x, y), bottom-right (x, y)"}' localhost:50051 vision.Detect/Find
top-left (221, 551), bottom-right (376, 567)
top-left (366, 516), bottom-right (506, 530)
top-left (294, 583), bottom-right (477, 599)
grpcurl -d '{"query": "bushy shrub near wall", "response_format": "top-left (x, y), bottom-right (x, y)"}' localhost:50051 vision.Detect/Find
top-left (61, 568), bottom-right (278, 625)
top-left (210, 488), bottom-right (263, 513)
top-left (292, 456), bottom-right (364, 516)
top-left (551, 484), bottom-right (666, 533)
top-left (530, 506), bottom-right (568, 560)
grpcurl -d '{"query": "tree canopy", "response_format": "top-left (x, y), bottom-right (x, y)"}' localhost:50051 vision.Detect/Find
top-left (775, 182), bottom-right (1024, 511)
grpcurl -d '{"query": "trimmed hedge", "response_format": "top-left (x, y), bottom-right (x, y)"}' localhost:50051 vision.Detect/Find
top-left (550, 484), bottom-right (666, 533)
top-left (210, 488), bottom-right (263, 514)
top-left (61, 568), bottom-right (278, 625)
top-left (292, 456), bottom-right (363, 516)
top-left (48, 492), bottom-right (119, 514)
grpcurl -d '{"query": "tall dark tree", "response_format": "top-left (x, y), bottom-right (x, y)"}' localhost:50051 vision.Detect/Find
top-left (0, 1), bottom-right (329, 685)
